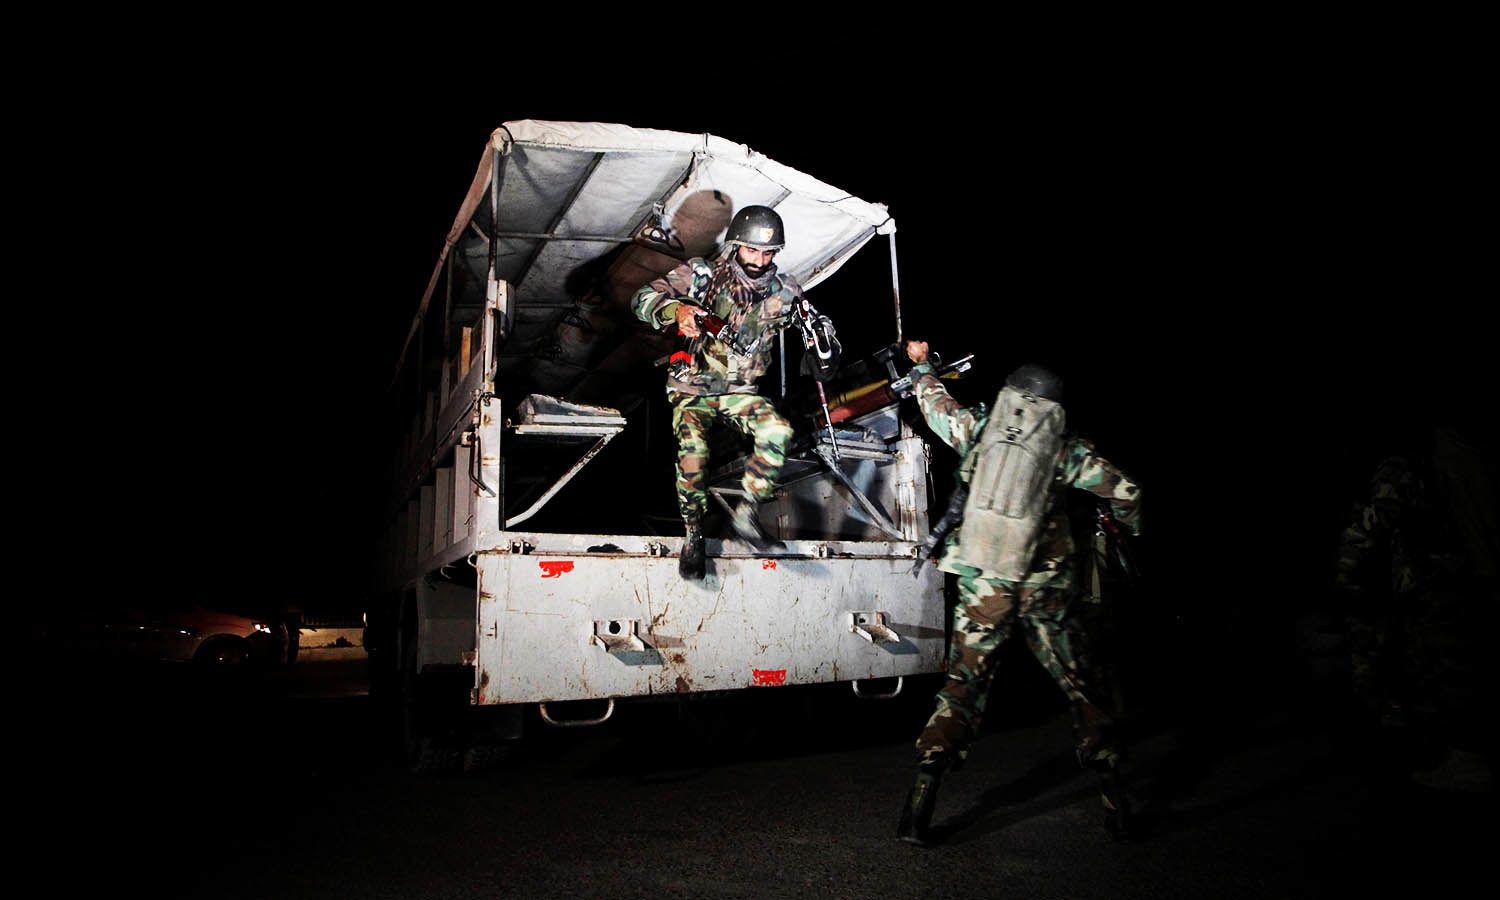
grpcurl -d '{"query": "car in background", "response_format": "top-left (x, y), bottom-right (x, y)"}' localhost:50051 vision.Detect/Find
top-left (62, 600), bottom-right (294, 669)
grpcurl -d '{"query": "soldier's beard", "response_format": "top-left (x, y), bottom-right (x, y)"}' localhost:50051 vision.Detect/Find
top-left (711, 246), bottom-right (776, 307)
top-left (734, 246), bottom-right (777, 280)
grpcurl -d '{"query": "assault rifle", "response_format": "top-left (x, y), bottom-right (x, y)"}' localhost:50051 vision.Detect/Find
top-left (792, 298), bottom-right (843, 460)
top-left (666, 302), bottom-right (754, 379)
top-left (792, 298), bottom-right (840, 382)
top-left (1095, 502), bottom-right (1141, 581)
top-left (881, 345), bottom-right (974, 399)
top-left (911, 481), bottom-right (968, 577)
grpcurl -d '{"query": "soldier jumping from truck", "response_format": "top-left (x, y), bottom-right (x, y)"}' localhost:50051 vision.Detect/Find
top-left (633, 204), bottom-right (840, 580)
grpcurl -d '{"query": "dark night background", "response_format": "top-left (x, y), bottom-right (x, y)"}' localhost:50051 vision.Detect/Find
top-left (14, 30), bottom-right (1494, 898)
top-left (46, 36), bottom-right (1485, 655)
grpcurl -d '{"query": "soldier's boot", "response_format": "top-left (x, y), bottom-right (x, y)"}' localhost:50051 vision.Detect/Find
top-left (729, 500), bottom-right (785, 552)
top-left (896, 764), bottom-right (944, 846)
top-left (1096, 762), bottom-right (1133, 842)
top-left (1075, 718), bottom-right (1132, 842)
top-left (678, 527), bottom-right (706, 580)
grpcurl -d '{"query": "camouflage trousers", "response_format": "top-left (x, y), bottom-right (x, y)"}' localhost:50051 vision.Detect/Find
top-left (668, 390), bottom-right (791, 529)
top-left (1343, 597), bottom-right (1407, 719)
top-left (915, 567), bottom-right (1122, 771)
top-left (1348, 583), bottom-right (1498, 747)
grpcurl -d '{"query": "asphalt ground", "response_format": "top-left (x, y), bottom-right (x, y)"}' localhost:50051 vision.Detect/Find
top-left (23, 631), bottom-right (1492, 899)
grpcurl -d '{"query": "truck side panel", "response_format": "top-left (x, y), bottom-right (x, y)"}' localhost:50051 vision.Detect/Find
top-left (476, 548), bottom-right (947, 704)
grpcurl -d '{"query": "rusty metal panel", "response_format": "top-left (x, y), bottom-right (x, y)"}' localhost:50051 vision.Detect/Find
top-left (473, 545), bottom-right (945, 705)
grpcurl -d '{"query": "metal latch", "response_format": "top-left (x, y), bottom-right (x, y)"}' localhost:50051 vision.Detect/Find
top-left (593, 619), bottom-right (650, 653)
top-left (849, 611), bottom-right (900, 644)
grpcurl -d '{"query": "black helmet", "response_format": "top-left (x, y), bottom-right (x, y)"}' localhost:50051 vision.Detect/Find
top-left (1005, 363), bottom-right (1064, 401)
top-left (725, 205), bottom-right (785, 251)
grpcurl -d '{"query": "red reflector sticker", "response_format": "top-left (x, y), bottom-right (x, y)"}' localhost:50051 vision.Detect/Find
top-left (538, 561), bottom-right (575, 578)
top-left (751, 669), bottom-right (787, 686)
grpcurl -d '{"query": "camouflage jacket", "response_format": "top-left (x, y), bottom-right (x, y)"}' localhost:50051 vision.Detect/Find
top-left (632, 253), bottom-right (801, 395)
top-left (910, 364), bottom-right (1143, 587)
top-left (1334, 447), bottom-right (1487, 596)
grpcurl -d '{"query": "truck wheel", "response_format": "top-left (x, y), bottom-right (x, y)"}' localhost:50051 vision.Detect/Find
top-left (459, 705), bottom-right (524, 772)
top-left (409, 735), bottom-right (462, 774)
top-left (462, 742), bottom-right (510, 772)
top-left (395, 630), bottom-right (437, 771)
top-left (393, 624), bottom-right (466, 773)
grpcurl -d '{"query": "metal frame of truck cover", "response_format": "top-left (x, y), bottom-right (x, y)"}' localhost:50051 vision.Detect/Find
top-left (376, 121), bottom-right (949, 723)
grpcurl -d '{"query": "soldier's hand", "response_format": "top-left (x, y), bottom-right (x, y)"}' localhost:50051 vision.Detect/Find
top-left (675, 303), bottom-right (701, 338)
top-left (905, 340), bottom-right (929, 365)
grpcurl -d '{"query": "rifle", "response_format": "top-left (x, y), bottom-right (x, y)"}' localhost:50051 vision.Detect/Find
top-left (820, 347), bottom-right (974, 429)
top-left (886, 349), bottom-right (974, 399)
top-left (911, 481), bottom-right (968, 577)
top-left (1095, 502), bottom-right (1141, 580)
top-left (792, 298), bottom-right (840, 381)
top-left (666, 302), bottom-right (755, 379)
top-left (792, 298), bottom-right (843, 462)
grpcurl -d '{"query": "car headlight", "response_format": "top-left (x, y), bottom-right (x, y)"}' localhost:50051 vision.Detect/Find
top-left (253, 622), bottom-right (272, 634)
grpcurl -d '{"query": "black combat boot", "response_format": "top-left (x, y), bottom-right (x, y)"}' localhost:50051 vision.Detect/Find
top-left (1096, 762), bottom-right (1133, 842)
top-left (679, 527), bottom-right (705, 580)
top-left (729, 500), bottom-right (785, 551)
top-left (1075, 712), bottom-right (1132, 842)
top-left (896, 766), bottom-right (944, 846)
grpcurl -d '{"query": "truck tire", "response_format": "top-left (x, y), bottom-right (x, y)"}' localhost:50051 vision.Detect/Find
top-left (394, 614), bottom-right (448, 772)
top-left (462, 741), bottom-right (510, 772)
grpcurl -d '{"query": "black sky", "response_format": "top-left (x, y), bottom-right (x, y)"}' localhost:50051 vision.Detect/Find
top-left (69, 44), bottom-right (1486, 618)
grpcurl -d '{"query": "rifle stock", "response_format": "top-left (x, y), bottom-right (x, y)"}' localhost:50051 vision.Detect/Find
top-left (821, 353), bottom-right (974, 427)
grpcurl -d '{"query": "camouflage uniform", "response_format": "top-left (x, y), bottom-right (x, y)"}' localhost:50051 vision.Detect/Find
top-left (1333, 428), bottom-right (1498, 749)
top-left (632, 246), bottom-right (800, 530)
top-left (908, 363), bottom-right (1143, 773)
top-left (1334, 453), bottom-right (1424, 722)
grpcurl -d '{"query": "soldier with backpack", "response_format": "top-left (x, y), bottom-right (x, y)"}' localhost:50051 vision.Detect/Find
top-left (895, 342), bottom-right (1144, 846)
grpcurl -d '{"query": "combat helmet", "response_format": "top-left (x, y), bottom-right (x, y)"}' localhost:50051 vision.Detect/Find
top-left (1005, 363), bottom-right (1064, 402)
top-left (725, 205), bottom-right (785, 251)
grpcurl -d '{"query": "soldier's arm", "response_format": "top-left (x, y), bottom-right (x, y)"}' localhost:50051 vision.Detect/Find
top-left (910, 364), bottom-right (984, 459)
top-left (1067, 441), bottom-right (1143, 536)
top-left (632, 260), bottom-right (703, 330)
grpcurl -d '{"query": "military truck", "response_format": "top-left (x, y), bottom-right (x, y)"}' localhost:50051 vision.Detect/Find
top-left (365, 120), bottom-right (969, 770)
